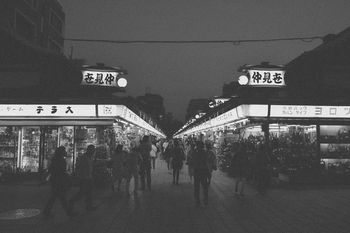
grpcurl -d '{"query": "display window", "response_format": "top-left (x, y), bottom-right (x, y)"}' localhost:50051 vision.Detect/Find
top-left (320, 125), bottom-right (350, 174)
top-left (20, 127), bottom-right (40, 172)
top-left (0, 127), bottom-right (19, 173)
top-left (75, 126), bottom-right (97, 159)
top-left (269, 124), bottom-right (317, 173)
top-left (58, 126), bottom-right (74, 173)
top-left (43, 127), bottom-right (58, 171)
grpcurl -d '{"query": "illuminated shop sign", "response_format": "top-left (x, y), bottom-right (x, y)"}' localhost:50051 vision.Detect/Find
top-left (237, 104), bottom-right (269, 117)
top-left (211, 108), bottom-right (239, 127)
top-left (178, 104), bottom-right (268, 136)
top-left (0, 105), bottom-right (96, 117)
top-left (98, 105), bottom-right (118, 117)
top-left (270, 105), bottom-right (350, 118)
top-left (98, 105), bottom-right (165, 137)
top-left (208, 98), bottom-right (230, 108)
top-left (247, 70), bottom-right (285, 86)
top-left (81, 70), bottom-right (120, 87)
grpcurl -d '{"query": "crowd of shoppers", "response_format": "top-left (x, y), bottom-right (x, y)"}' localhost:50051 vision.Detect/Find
top-left (43, 135), bottom-right (272, 218)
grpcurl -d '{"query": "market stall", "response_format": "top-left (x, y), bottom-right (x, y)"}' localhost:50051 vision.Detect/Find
top-left (174, 103), bottom-right (350, 184)
top-left (0, 104), bottom-right (165, 176)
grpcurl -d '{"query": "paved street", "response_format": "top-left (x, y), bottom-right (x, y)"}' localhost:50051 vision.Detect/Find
top-left (1, 160), bottom-right (350, 233)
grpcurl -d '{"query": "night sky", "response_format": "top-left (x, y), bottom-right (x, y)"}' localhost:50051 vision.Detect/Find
top-left (59, 0), bottom-right (350, 121)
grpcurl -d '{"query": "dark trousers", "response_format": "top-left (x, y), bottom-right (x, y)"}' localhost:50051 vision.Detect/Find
top-left (173, 168), bottom-right (180, 184)
top-left (194, 169), bottom-right (209, 204)
top-left (69, 179), bottom-right (93, 209)
top-left (43, 185), bottom-right (70, 216)
top-left (140, 168), bottom-right (151, 190)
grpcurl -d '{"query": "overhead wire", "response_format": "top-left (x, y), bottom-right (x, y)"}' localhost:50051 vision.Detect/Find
top-left (64, 36), bottom-right (323, 45)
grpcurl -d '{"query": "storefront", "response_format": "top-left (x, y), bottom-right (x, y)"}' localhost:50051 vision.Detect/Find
top-left (0, 104), bottom-right (165, 175)
top-left (174, 103), bottom-right (350, 183)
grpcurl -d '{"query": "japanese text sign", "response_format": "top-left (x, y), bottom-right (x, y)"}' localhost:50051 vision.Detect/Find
top-left (81, 70), bottom-right (119, 87)
top-left (248, 70), bottom-right (285, 86)
top-left (0, 105), bottom-right (96, 117)
top-left (270, 105), bottom-right (350, 118)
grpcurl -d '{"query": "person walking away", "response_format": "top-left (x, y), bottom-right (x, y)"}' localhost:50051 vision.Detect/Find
top-left (150, 142), bottom-right (158, 169)
top-left (232, 144), bottom-right (248, 197)
top-left (111, 144), bottom-right (126, 192)
top-left (191, 141), bottom-right (210, 207)
top-left (164, 140), bottom-right (173, 170)
top-left (186, 143), bottom-right (195, 182)
top-left (124, 141), bottom-right (143, 197)
top-left (43, 146), bottom-right (75, 218)
top-left (171, 140), bottom-right (185, 185)
top-left (69, 145), bottom-right (97, 212)
top-left (206, 143), bottom-right (217, 185)
top-left (139, 136), bottom-right (152, 191)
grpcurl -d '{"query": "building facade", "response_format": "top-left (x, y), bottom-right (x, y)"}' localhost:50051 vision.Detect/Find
top-left (0, 0), bottom-right (65, 53)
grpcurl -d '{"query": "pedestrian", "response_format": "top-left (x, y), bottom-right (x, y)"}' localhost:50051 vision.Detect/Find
top-left (164, 140), bottom-right (173, 170)
top-left (124, 141), bottom-right (143, 197)
top-left (111, 144), bottom-right (126, 192)
top-left (186, 142), bottom-right (195, 182)
top-left (191, 141), bottom-right (210, 207)
top-left (170, 140), bottom-right (185, 185)
top-left (69, 145), bottom-right (97, 212)
top-left (139, 135), bottom-right (152, 191)
top-left (206, 142), bottom-right (217, 185)
top-left (42, 146), bottom-right (75, 218)
top-left (255, 144), bottom-right (270, 195)
top-left (150, 141), bottom-right (158, 169)
top-left (232, 144), bottom-right (248, 197)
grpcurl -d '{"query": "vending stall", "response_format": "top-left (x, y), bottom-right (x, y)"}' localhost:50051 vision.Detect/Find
top-left (174, 102), bottom-right (350, 183)
top-left (0, 103), bottom-right (165, 177)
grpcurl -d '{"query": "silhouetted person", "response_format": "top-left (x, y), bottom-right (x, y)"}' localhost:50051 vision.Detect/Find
top-left (205, 142), bottom-right (217, 185)
top-left (150, 142), bottom-right (158, 169)
top-left (111, 144), bottom-right (125, 192)
top-left (191, 141), bottom-right (210, 207)
top-left (171, 140), bottom-right (185, 185)
top-left (43, 146), bottom-right (75, 218)
top-left (255, 144), bottom-right (270, 195)
top-left (125, 141), bottom-right (143, 196)
top-left (69, 145), bottom-right (97, 212)
top-left (233, 144), bottom-right (248, 197)
top-left (139, 136), bottom-right (152, 191)
top-left (186, 142), bottom-right (195, 182)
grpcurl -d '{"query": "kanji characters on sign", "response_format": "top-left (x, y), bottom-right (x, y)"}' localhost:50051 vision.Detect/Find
top-left (248, 70), bottom-right (285, 86)
top-left (81, 70), bottom-right (119, 87)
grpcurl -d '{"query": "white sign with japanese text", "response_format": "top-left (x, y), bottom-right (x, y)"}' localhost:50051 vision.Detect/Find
top-left (270, 105), bottom-right (350, 118)
top-left (0, 105), bottom-right (96, 117)
top-left (97, 105), bottom-right (118, 117)
top-left (97, 105), bottom-right (165, 138)
top-left (81, 70), bottom-right (119, 87)
top-left (248, 70), bottom-right (285, 86)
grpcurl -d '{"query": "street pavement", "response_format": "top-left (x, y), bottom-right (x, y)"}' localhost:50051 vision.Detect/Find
top-left (1, 160), bottom-right (350, 233)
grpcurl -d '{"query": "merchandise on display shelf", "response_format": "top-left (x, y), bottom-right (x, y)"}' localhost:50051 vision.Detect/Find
top-left (320, 125), bottom-right (350, 174)
top-left (269, 124), bottom-right (317, 174)
top-left (0, 127), bottom-right (18, 172)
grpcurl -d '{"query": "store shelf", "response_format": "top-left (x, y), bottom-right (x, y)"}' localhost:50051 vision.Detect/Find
top-left (319, 140), bottom-right (350, 144)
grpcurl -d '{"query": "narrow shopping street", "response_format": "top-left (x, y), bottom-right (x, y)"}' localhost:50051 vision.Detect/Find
top-left (1, 159), bottom-right (350, 233)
